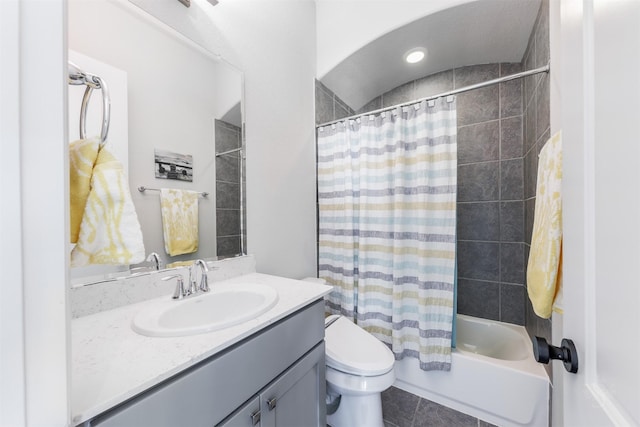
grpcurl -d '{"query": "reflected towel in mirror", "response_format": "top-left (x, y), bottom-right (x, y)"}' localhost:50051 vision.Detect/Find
top-left (70, 137), bottom-right (145, 266)
top-left (160, 188), bottom-right (199, 256)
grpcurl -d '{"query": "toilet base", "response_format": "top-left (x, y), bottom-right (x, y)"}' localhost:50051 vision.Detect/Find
top-left (326, 391), bottom-right (384, 427)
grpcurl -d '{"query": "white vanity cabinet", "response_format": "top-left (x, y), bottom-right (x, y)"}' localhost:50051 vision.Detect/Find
top-left (82, 300), bottom-right (326, 427)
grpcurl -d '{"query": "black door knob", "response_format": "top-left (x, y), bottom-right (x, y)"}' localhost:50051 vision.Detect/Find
top-left (533, 336), bottom-right (579, 373)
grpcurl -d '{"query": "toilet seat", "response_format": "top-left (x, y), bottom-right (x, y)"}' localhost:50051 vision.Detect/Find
top-left (325, 315), bottom-right (395, 376)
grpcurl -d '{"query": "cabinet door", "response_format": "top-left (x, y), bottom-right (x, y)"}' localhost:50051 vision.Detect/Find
top-left (261, 343), bottom-right (325, 427)
top-left (218, 396), bottom-right (261, 427)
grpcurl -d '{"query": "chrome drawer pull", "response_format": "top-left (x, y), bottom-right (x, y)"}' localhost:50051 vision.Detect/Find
top-left (250, 410), bottom-right (261, 425)
top-left (267, 397), bottom-right (277, 411)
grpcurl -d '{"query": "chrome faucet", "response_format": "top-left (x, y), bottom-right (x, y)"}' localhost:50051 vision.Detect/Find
top-left (162, 274), bottom-right (186, 299)
top-left (191, 259), bottom-right (210, 293)
top-left (146, 252), bottom-right (163, 271)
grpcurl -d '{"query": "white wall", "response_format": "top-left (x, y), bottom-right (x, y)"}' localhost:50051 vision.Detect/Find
top-left (0, 0), bottom-right (70, 425)
top-left (122, 0), bottom-right (318, 279)
top-left (217, 0), bottom-right (318, 278)
top-left (315, 0), bottom-right (474, 78)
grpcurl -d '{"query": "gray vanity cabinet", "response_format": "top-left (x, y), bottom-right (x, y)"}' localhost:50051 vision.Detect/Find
top-left (84, 300), bottom-right (325, 427)
top-left (219, 342), bottom-right (325, 427)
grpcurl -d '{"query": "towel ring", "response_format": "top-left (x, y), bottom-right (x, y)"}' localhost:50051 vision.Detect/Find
top-left (68, 62), bottom-right (111, 147)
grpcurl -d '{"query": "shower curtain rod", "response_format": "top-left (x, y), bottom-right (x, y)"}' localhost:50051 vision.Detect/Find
top-left (316, 63), bottom-right (550, 128)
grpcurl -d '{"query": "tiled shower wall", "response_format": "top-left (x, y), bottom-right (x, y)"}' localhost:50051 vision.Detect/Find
top-left (523, 0), bottom-right (552, 348)
top-left (316, 80), bottom-right (355, 125)
top-left (316, 62), bottom-right (528, 325)
top-left (215, 119), bottom-right (244, 257)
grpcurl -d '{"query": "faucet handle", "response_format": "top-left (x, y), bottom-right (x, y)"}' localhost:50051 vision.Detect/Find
top-left (162, 274), bottom-right (186, 299)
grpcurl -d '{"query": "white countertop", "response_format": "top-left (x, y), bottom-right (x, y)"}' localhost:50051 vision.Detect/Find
top-left (71, 273), bottom-right (331, 425)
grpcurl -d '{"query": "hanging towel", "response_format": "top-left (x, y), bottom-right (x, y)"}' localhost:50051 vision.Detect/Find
top-left (166, 260), bottom-right (195, 268)
top-left (527, 131), bottom-right (562, 319)
top-left (70, 138), bottom-right (145, 267)
top-left (160, 188), bottom-right (199, 256)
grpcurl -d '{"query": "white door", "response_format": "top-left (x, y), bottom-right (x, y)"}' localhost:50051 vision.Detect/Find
top-left (561, 0), bottom-right (640, 425)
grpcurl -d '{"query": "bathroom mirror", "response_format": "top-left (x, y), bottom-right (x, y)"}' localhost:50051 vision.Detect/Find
top-left (68, 0), bottom-right (245, 285)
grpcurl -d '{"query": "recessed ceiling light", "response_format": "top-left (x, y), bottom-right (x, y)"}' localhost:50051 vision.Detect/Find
top-left (404, 47), bottom-right (426, 64)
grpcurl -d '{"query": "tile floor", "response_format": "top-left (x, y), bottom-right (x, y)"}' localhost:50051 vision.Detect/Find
top-left (381, 387), bottom-right (498, 427)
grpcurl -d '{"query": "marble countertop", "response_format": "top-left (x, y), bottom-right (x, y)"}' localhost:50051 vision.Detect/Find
top-left (71, 273), bottom-right (331, 425)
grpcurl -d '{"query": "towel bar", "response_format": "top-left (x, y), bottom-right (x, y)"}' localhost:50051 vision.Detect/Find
top-left (138, 186), bottom-right (209, 198)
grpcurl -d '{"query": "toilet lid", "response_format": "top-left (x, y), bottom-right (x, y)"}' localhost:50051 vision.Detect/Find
top-left (324, 315), bottom-right (395, 376)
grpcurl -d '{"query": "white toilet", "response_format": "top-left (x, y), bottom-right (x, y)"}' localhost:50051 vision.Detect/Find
top-left (324, 314), bottom-right (396, 427)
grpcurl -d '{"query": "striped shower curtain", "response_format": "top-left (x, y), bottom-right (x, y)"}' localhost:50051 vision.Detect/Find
top-left (317, 97), bottom-right (457, 371)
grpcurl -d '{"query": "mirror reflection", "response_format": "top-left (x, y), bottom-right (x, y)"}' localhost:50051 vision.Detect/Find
top-left (68, 0), bottom-right (244, 285)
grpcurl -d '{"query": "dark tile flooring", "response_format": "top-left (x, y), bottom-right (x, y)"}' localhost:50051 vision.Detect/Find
top-left (382, 387), bottom-right (498, 427)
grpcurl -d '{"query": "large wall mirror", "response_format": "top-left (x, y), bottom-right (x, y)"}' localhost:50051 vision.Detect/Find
top-left (68, 0), bottom-right (245, 285)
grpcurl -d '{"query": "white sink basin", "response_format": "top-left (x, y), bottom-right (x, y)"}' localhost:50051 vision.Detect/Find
top-left (132, 283), bottom-right (279, 337)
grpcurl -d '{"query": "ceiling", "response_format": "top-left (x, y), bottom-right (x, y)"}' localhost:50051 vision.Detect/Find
top-left (320, 0), bottom-right (542, 111)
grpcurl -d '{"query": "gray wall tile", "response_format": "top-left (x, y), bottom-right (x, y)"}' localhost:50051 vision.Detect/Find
top-left (216, 181), bottom-right (240, 209)
top-left (525, 198), bottom-right (536, 245)
top-left (216, 155), bottom-right (240, 184)
top-left (536, 74), bottom-right (551, 140)
top-left (501, 78), bottom-right (523, 118)
top-left (217, 235), bottom-right (240, 257)
top-left (524, 95), bottom-right (537, 154)
top-left (501, 116), bottom-right (523, 159)
top-left (457, 202), bottom-right (500, 241)
top-left (500, 201), bottom-right (524, 242)
top-left (455, 64), bottom-right (500, 86)
top-left (315, 79), bottom-right (356, 125)
top-left (357, 96), bottom-right (382, 115)
top-left (382, 80), bottom-right (414, 108)
top-left (414, 70), bottom-right (454, 99)
top-left (500, 63), bottom-right (523, 118)
top-left (500, 284), bottom-right (525, 325)
top-left (457, 241), bottom-right (500, 281)
top-left (457, 121), bottom-right (500, 164)
top-left (335, 101), bottom-right (351, 121)
top-left (458, 162), bottom-right (500, 202)
top-left (500, 62), bottom-right (523, 77)
top-left (501, 242), bottom-right (525, 284)
top-left (216, 209), bottom-right (240, 237)
top-left (215, 119), bottom-right (240, 153)
top-left (457, 278), bottom-right (500, 320)
top-left (455, 65), bottom-right (500, 126)
top-left (524, 145), bottom-right (539, 199)
top-left (456, 85), bottom-right (500, 126)
top-left (315, 82), bottom-right (334, 125)
top-left (501, 159), bottom-right (524, 201)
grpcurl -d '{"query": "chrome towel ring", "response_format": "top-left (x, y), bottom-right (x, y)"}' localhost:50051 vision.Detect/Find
top-left (68, 61), bottom-right (111, 147)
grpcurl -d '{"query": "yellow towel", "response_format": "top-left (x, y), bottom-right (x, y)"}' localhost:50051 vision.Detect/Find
top-left (70, 138), bottom-right (145, 267)
top-left (166, 260), bottom-right (195, 268)
top-left (527, 131), bottom-right (562, 319)
top-left (160, 188), bottom-right (199, 256)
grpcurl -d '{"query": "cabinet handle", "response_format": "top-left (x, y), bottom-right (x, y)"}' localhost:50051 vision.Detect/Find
top-left (250, 410), bottom-right (261, 426)
top-left (267, 397), bottom-right (277, 411)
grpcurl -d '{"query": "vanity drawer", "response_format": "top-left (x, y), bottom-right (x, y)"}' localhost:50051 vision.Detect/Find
top-left (85, 299), bottom-right (325, 427)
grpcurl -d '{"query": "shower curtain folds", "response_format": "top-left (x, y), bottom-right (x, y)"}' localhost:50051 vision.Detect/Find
top-left (318, 98), bottom-right (458, 371)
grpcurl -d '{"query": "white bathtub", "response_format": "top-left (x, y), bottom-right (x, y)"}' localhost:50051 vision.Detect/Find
top-left (394, 315), bottom-right (550, 427)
